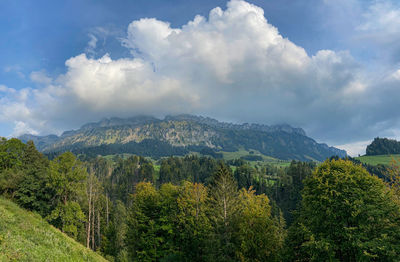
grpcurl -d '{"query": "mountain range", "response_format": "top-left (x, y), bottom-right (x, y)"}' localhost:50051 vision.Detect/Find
top-left (19, 115), bottom-right (346, 161)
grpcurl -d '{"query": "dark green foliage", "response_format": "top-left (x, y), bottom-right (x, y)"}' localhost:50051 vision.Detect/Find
top-left (0, 137), bottom-right (26, 170)
top-left (286, 159), bottom-right (400, 261)
top-left (234, 163), bottom-right (255, 190)
top-left (126, 182), bottom-right (175, 261)
top-left (48, 152), bottom-right (87, 205)
top-left (159, 155), bottom-right (218, 185)
top-left (4, 137), bottom-right (400, 262)
top-left (272, 161), bottom-right (314, 225)
top-left (102, 200), bottom-right (127, 260)
top-left (199, 147), bottom-right (223, 159)
top-left (366, 137), bottom-right (400, 155)
top-left (46, 152), bottom-right (88, 239)
top-left (0, 169), bottom-right (24, 198)
top-left (159, 157), bottom-right (186, 185)
top-left (0, 139), bottom-right (53, 216)
top-left (106, 155), bottom-right (154, 204)
top-left (47, 201), bottom-right (86, 238)
top-left (15, 141), bottom-right (52, 215)
top-left (226, 158), bottom-right (247, 166)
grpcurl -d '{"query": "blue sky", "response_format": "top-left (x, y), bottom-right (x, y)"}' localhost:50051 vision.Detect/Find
top-left (1, 0), bottom-right (400, 155)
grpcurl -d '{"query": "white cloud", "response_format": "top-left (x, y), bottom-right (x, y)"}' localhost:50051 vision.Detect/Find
top-left (2, 0), bottom-right (400, 150)
top-left (358, 1), bottom-right (400, 35)
top-left (335, 140), bottom-right (371, 157)
top-left (30, 71), bottom-right (52, 85)
top-left (356, 0), bottom-right (400, 62)
top-left (85, 33), bottom-right (98, 57)
top-left (0, 85), bottom-right (16, 94)
top-left (4, 65), bottom-right (25, 79)
top-left (390, 69), bottom-right (400, 80)
top-left (12, 121), bottom-right (39, 137)
top-left (61, 53), bottom-right (198, 112)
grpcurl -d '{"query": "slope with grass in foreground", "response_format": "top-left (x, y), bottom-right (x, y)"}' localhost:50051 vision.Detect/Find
top-left (0, 197), bottom-right (107, 262)
top-left (355, 154), bottom-right (400, 166)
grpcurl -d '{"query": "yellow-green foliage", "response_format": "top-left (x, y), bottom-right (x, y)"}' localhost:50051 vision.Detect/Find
top-left (0, 197), bottom-right (107, 262)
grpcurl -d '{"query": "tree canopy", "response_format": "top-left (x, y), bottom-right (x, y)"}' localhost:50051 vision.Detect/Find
top-left (286, 159), bottom-right (400, 261)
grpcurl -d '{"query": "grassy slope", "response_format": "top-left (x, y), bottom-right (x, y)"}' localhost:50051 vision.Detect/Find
top-left (102, 148), bottom-right (292, 168)
top-left (220, 148), bottom-right (291, 168)
top-left (355, 154), bottom-right (400, 166)
top-left (0, 197), bottom-right (107, 262)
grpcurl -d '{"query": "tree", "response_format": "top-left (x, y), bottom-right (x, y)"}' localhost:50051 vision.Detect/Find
top-left (0, 138), bottom-right (27, 198)
top-left (48, 152), bottom-right (87, 205)
top-left (47, 152), bottom-right (87, 239)
top-left (126, 182), bottom-right (162, 261)
top-left (108, 156), bottom-right (154, 204)
top-left (0, 138), bottom-right (26, 170)
top-left (209, 163), bottom-right (238, 261)
top-left (286, 159), bottom-right (400, 261)
top-left (234, 163), bottom-right (255, 190)
top-left (233, 187), bottom-right (284, 262)
top-left (102, 200), bottom-right (128, 261)
top-left (175, 181), bottom-right (212, 261)
top-left (273, 161), bottom-right (314, 225)
top-left (47, 201), bottom-right (85, 238)
top-left (15, 140), bottom-right (52, 216)
top-left (86, 171), bottom-right (103, 250)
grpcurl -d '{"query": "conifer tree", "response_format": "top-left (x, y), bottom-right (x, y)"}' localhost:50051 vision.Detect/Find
top-left (209, 163), bottom-right (238, 261)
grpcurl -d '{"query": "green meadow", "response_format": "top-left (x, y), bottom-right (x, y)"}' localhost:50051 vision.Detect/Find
top-left (0, 197), bottom-right (107, 262)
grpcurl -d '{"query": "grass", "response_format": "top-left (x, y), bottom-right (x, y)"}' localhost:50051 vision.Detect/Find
top-left (220, 148), bottom-right (291, 167)
top-left (100, 148), bottom-right (292, 168)
top-left (0, 197), bottom-right (107, 262)
top-left (355, 154), bottom-right (400, 166)
top-left (220, 148), bottom-right (274, 161)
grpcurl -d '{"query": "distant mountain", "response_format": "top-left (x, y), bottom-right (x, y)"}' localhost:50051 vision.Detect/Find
top-left (19, 114), bottom-right (346, 161)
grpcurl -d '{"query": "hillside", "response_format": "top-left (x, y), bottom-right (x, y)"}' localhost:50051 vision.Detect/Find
top-left (0, 197), bottom-right (107, 262)
top-left (20, 115), bottom-right (346, 161)
top-left (355, 154), bottom-right (400, 166)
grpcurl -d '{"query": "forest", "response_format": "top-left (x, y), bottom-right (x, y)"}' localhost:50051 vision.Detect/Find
top-left (366, 137), bottom-right (400, 155)
top-left (1, 137), bottom-right (400, 261)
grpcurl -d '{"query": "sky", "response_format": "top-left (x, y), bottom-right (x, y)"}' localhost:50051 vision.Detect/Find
top-left (1, 0), bottom-right (400, 156)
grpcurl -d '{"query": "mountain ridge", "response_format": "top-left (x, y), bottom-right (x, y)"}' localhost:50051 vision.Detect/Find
top-left (19, 114), bottom-right (346, 161)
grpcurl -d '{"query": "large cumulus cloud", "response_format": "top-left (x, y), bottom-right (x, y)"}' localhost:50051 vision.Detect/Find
top-left (1, 0), bottom-right (400, 155)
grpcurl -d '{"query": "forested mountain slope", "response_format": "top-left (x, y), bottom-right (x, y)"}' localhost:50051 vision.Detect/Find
top-left (20, 115), bottom-right (346, 161)
top-left (0, 197), bottom-right (107, 262)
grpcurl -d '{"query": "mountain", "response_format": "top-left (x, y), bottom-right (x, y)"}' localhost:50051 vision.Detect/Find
top-left (0, 197), bottom-right (107, 262)
top-left (19, 114), bottom-right (346, 161)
